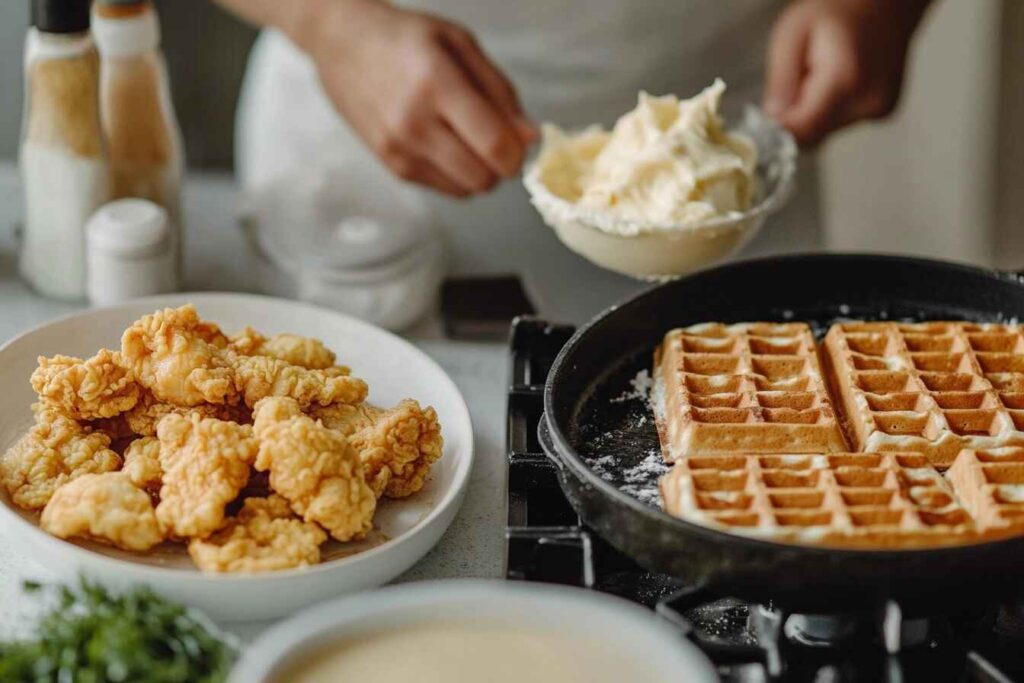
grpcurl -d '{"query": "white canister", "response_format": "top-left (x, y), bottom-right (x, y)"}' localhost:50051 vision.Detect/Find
top-left (241, 165), bottom-right (445, 331)
top-left (85, 197), bottom-right (177, 305)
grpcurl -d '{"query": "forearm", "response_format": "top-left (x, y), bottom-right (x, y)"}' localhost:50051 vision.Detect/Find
top-left (212, 0), bottom-right (363, 52)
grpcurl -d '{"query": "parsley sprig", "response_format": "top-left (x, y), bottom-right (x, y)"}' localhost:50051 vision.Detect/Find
top-left (0, 580), bottom-right (236, 683)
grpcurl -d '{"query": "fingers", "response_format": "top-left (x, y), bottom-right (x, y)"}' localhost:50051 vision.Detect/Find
top-left (769, 11), bottom-right (863, 148)
top-left (433, 58), bottom-right (529, 179)
top-left (763, 6), bottom-right (812, 118)
top-left (443, 28), bottom-right (537, 144)
top-left (378, 119), bottom-right (502, 197)
top-left (779, 57), bottom-right (853, 147)
top-left (381, 150), bottom-right (471, 198)
top-left (413, 161), bottom-right (473, 198)
top-left (414, 119), bottom-right (500, 193)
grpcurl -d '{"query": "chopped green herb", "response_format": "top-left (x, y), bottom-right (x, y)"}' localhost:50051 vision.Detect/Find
top-left (0, 580), bottom-right (236, 683)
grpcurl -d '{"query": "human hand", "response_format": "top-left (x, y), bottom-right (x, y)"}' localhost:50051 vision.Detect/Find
top-left (298, 0), bottom-right (536, 197)
top-left (763, 0), bottom-right (930, 147)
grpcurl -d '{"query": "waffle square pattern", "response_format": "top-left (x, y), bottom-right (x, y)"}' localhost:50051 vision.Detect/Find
top-left (653, 323), bottom-right (848, 461)
top-left (947, 447), bottom-right (1024, 537)
top-left (652, 321), bottom-right (1024, 548)
top-left (824, 322), bottom-right (1024, 468)
top-left (660, 452), bottom-right (979, 548)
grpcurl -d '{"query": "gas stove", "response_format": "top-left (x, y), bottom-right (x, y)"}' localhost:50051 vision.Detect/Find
top-left (504, 317), bottom-right (1024, 682)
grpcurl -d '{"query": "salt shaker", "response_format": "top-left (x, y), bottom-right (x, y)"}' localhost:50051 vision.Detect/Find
top-left (86, 198), bottom-right (177, 305)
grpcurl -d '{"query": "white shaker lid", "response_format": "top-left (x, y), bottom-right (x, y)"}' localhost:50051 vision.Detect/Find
top-left (86, 198), bottom-right (169, 258)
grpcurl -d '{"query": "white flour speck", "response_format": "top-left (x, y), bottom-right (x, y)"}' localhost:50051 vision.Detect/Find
top-left (622, 450), bottom-right (670, 484)
top-left (611, 369), bottom-right (653, 404)
top-left (588, 454), bottom-right (617, 479)
top-left (587, 448), bottom-right (669, 507)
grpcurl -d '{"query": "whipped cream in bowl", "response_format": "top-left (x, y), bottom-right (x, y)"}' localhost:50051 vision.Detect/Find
top-left (524, 80), bottom-right (796, 280)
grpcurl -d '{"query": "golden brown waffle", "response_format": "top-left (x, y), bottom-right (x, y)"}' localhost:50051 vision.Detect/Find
top-left (660, 452), bottom-right (977, 548)
top-left (823, 322), bottom-right (1024, 469)
top-left (653, 323), bottom-right (847, 461)
top-left (947, 447), bottom-right (1024, 537)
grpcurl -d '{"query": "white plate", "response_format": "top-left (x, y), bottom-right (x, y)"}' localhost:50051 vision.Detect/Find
top-left (229, 580), bottom-right (718, 682)
top-left (0, 293), bottom-right (474, 620)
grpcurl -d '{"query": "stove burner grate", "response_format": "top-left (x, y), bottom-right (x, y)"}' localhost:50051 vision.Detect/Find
top-left (504, 317), bottom-right (1024, 682)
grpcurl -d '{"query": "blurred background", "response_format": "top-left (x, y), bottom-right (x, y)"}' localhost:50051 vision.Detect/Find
top-left (0, 0), bottom-right (1021, 268)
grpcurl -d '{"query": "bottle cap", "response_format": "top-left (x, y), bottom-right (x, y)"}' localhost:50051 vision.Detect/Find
top-left (91, 1), bottom-right (160, 56)
top-left (86, 198), bottom-right (170, 258)
top-left (32, 0), bottom-right (91, 33)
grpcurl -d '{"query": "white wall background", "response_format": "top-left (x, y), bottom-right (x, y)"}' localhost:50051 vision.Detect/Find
top-left (821, 0), bottom-right (1006, 267)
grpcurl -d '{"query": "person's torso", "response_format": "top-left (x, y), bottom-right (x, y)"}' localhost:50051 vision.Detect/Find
top-left (236, 0), bottom-right (818, 323)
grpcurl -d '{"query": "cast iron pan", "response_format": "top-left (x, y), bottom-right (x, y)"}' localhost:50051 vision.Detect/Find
top-left (539, 253), bottom-right (1024, 615)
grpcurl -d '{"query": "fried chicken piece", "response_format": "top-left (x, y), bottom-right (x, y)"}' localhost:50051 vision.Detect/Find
top-left (120, 391), bottom-right (252, 437)
top-left (89, 391), bottom-right (252, 442)
top-left (122, 436), bottom-right (162, 491)
top-left (236, 469), bottom-right (271, 501)
top-left (121, 305), bottom-right (238, 407)
top-left (155, 413), bottom-right (258, 538)
top-left (31, 349), bottom-right (141, 420)
top-left (40, 472), bottom-right (163, 551)
top-left (229, 327), bottom-right (345, 372)
top-left (89, 414), bottom-right (137, 442)
top-left (188, 494), bottom-right (326, 573)
top-left (195, 320), bottom-right (229, 348)
top-left (310, 400), bottom-right (443, 498)
top-left (252, 397), bottom-right (375, 541)
top-left (1, 404), bottom-right (121, 510)
top-left (229, 352), bottom-right (366, 409)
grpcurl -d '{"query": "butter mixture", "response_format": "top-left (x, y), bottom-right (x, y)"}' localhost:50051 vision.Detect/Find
top-left (536, 79), bottom-right (757, 227)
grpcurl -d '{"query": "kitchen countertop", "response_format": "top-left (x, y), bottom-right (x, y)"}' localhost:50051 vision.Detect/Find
top-left (0, 164), bottom-right (512, 641)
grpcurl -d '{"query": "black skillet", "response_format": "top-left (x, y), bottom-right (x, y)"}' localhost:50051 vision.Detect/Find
top-left (539, 253), bottom-right (1024, 615)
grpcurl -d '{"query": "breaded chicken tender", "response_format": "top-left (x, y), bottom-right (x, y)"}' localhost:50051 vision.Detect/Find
top-left (31, 349), bottom-right (140, 420)
top-left (229, 327), bottom-right (344, 372)
top-left (252, 397), bottom-right (375, 541)
top-left (188, 494), bottom-right (326, 572)
top-left (155, 414), bottom-right (258, 538)
top-left (1, 404), bottom-right (121, 510)
top-left (122, 436), bottom-right (162, 491)
top-left (229, 352), bottom-right (366, 409)
top-left (310, 400), bottom-right (443, 498)
top-left (117, 390), bottom-right (252, 437)
top-left (40, 472), bottom-right (163, 551)
top-left (121, 305), bottom-right (238, 407)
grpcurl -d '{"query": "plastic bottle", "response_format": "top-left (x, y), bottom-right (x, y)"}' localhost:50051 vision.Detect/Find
top-left (92, 0), bottom-right (184, 276)
top-left (20, 0), bottom-right (109, 300)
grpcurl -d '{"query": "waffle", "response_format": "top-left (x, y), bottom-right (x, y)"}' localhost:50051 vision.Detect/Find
top-left (946, 447), bottom-right (1024, 538)
top-left (653, 323), bottom-right (847, 461)
top-left (660, 452), bottom-right (977, 548)
top-left (823, 322), bottom-right (1024, 469)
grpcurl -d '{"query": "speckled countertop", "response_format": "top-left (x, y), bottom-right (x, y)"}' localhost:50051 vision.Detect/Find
top-left (0, 166), bottom-right (509, 641)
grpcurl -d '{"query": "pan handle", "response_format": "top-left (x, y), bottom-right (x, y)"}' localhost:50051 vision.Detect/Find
top-left (537, 415), bottom-right (566, 472)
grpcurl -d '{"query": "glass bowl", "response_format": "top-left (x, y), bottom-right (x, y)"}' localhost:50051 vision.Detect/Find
top-left (523, 106), bottom-right (797, 281)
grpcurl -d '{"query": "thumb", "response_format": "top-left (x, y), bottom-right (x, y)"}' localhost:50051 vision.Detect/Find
top-left (764, 8), bottom-right (812, 118)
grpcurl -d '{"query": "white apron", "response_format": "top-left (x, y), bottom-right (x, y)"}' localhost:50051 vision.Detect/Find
top-left (236, 0), bottom-right (820, 323)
